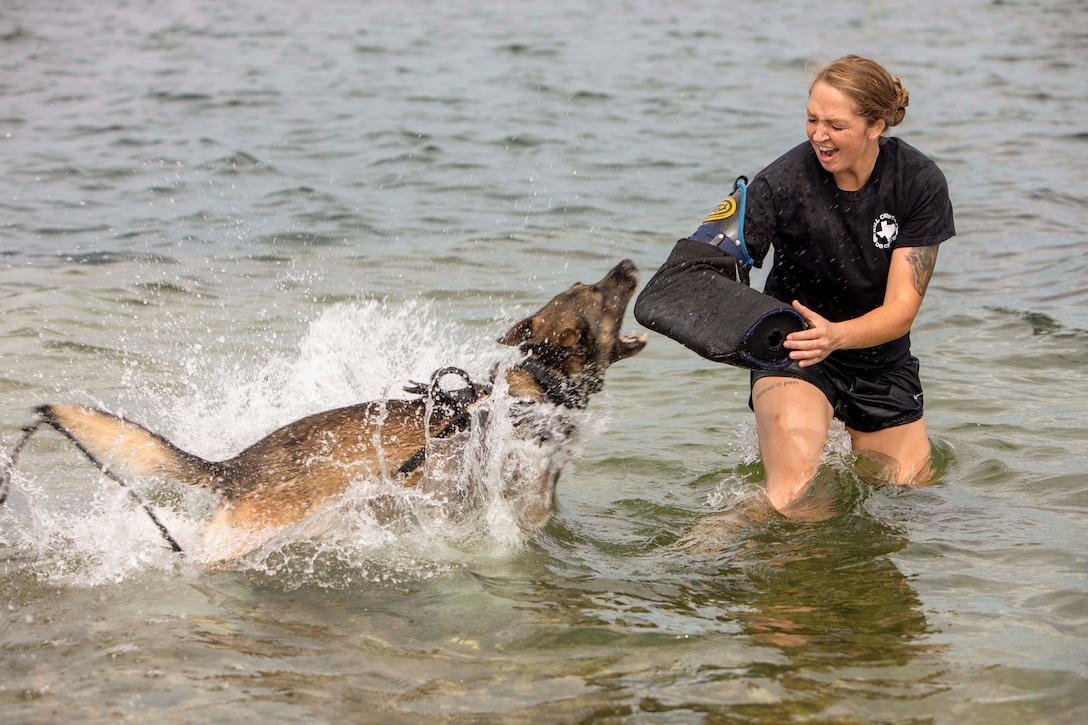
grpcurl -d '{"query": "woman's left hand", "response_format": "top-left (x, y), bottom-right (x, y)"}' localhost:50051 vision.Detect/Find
top-left (784, 301), bottom-right (841, 367)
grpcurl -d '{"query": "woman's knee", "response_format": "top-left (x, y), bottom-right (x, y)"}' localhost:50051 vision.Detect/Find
top-left (849, 418), bottom-right (931, 484)
top-left (752, 378), bottom-right (835, 510)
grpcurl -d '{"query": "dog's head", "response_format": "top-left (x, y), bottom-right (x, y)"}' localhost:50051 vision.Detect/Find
top-left (498, 260), bottom-right (647, 407)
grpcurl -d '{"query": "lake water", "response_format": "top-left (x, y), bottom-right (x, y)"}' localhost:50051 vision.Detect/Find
top-left (2, 0), bottom-right (1087, 722)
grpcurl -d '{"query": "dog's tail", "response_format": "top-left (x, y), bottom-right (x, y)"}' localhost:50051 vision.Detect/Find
top-left (38, 404), bottom-right (218, 490)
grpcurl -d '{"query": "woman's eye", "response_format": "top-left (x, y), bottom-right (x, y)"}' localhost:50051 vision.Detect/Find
top-left (807, 117), bottom-right (847, 131)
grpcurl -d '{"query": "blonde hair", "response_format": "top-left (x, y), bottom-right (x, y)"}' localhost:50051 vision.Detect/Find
top-left (811, 55), bottom-right (910, 131)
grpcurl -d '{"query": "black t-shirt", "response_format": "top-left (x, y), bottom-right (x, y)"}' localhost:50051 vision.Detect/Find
top-left (743, 137), bottom-right (955, 372)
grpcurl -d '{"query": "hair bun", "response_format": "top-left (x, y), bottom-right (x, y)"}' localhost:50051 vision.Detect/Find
top-left (890, 76), bottom-right (910, 126)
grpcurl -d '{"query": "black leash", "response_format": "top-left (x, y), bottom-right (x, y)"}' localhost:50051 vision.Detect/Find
top-left (0, 421), bottom-right (41, 506)
top-left (1, 417), bottom-right (184, 555)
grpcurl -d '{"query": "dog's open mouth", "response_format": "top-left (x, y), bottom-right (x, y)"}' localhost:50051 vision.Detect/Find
top-left (613, 330), bottom-right (648, 362)
top-left (602, 260), bottom-right (647, 363)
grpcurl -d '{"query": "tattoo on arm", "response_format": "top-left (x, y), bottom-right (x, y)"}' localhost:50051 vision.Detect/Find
top-left (906, 245), bottom-right (938, 297)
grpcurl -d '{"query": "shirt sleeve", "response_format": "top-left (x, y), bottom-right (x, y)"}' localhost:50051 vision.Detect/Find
top-left (894, 160), bottom-right (956, 249)
top-left (741, 173), bottom-right (776, 268)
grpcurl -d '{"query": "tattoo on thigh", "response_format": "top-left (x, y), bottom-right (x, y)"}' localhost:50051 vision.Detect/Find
top-left (754, 378), bottom-right (799, 404)
top-left (906, 245), bottom-right (938, 298)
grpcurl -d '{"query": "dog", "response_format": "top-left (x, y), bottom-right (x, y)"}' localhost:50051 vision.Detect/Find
top-left (1, 260), bottom-right (646, 562)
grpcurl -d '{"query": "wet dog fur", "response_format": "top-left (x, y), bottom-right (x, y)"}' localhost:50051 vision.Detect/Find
top-left (4, 261), bottom-right (646, 562)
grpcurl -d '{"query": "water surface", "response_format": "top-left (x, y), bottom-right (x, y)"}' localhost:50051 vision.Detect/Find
top-left (2, 0), bottom-right (1087, 722)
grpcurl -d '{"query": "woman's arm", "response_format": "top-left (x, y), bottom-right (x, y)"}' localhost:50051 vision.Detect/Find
top-left (783, 245), bottom-right (939, 367)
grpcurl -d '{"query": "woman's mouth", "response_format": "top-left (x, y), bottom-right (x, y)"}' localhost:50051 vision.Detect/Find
top-left (816, 144), bottom-right (838, 162)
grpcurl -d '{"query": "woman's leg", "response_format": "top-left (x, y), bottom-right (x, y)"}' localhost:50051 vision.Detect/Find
top-left (751, 375), bottom-right (835, 514)
top-left (848, 418), bottom-right (932, 485)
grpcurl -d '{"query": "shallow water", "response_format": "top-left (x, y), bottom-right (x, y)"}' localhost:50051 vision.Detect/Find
top-left (2, 0), bottom-right (1087, 722)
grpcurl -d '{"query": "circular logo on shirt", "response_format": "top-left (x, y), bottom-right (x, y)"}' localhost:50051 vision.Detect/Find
top-left (872, 212), bottom-right (899, 249)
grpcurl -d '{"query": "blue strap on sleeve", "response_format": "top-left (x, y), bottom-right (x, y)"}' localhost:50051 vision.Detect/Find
top-left (687, 177), bottom-right (754, 269)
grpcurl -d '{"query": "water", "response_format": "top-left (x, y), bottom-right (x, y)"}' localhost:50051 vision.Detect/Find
top-left (2, 0), bottom-right (1087, 721)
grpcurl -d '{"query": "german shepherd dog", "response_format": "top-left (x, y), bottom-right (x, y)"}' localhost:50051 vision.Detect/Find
top-left (1, 261), bottom-right (646, 563)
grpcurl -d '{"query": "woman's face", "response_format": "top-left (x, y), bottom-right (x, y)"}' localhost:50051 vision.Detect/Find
top-left (806, 80), bottom-right (885, 190)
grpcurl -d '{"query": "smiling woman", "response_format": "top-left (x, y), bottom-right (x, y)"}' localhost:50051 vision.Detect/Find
top-left (688, 55), bottom-right (956, 517)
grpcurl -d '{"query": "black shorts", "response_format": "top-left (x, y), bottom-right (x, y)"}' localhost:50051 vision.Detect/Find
top-left (750, 356), bottom-right (924, 433)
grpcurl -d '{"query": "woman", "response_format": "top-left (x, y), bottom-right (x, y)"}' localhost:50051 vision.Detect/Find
top-left (740, 55), bottom-right (955, 515)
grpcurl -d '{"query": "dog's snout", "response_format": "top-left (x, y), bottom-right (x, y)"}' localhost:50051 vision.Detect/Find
top-left (614, 259), bottom-right (638, 280)
top-left (600, 259), bottom-right (639, 291)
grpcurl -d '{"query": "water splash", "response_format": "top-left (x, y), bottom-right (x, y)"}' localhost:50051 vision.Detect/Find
top-left (0, 467), bottom-right (202, 584)
top-left (169, 299), bottom-right (495, 458)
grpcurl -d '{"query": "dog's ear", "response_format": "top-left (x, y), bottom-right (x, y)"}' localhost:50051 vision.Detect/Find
top-left (543, 325), bottom-right (580, 349)
top-left (499, 317), bottom-right (535, 347)
top-left (500, 316), bottom-right (584, 351)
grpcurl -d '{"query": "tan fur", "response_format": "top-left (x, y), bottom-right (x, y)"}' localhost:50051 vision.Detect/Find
top-left (28, 261), bottom-right (646, 562)
top-left (38, 404), bottom-right (218, 488)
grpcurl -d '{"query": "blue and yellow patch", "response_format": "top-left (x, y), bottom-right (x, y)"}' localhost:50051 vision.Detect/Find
top-left (702, 196), bottom-right (737, 224)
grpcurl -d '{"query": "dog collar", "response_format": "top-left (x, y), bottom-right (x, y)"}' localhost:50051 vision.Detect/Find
top-left (517, 357), bottom-right (598, 409)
